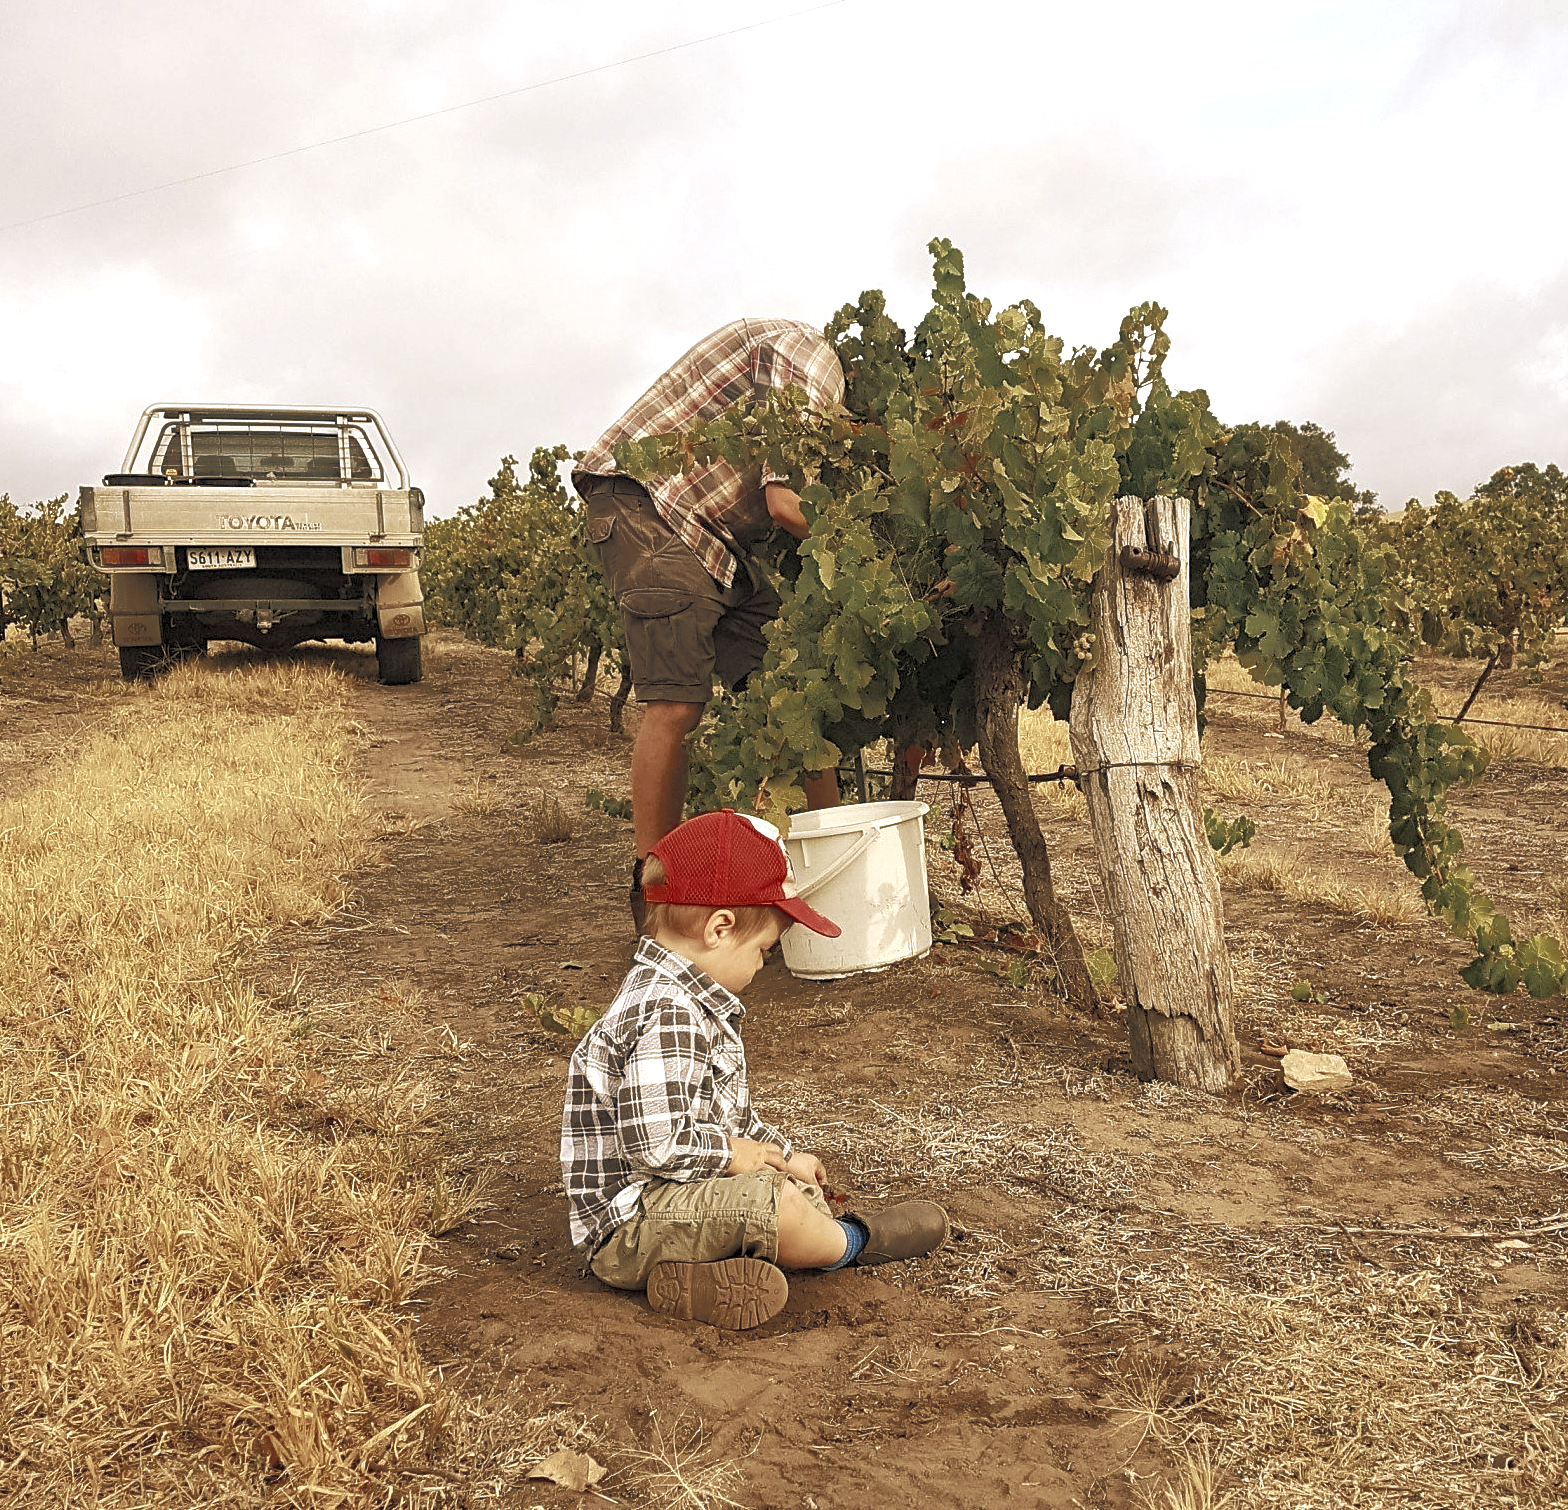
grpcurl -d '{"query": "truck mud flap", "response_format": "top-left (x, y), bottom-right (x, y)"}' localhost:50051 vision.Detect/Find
top-left (375, 570), bottom-right (425, 639)
top-left (109, 573), bottom-right (162, 646)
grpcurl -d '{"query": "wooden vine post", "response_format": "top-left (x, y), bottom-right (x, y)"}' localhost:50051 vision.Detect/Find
top-left (1069, 495), bottom-right (1241, 1090)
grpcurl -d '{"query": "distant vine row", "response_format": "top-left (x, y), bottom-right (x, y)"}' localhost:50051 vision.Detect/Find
top-left (420, 448), bottom-right (630, 735)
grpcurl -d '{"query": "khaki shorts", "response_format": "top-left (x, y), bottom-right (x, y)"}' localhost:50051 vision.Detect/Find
top-left (581, 477), bottom-right (780, 704)
top-left (589, 1171), bottom-right (835, 1290)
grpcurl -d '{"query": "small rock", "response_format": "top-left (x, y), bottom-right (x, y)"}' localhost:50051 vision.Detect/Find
top-left (495, 1243), bottom-right (524, 1260)
top-left (1280, 1049), bottom-right (1353, 1093)
top-left (526, 1447), bottom-right (605, 1492)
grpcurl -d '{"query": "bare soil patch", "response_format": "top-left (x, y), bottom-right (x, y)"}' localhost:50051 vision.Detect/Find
top-left (5, 626), bottom-right (1565, 1507)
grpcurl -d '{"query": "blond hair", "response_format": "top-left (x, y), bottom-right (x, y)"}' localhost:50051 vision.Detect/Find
top-left (640, 855), bottom-right (791, 946)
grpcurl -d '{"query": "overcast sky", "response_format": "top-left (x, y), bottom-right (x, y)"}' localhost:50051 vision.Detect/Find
top-left (3, 0), bottom-right (1564, 516)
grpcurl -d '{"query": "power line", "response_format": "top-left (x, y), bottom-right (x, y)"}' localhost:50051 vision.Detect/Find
top-left (1, 1), bottom-right (849, 235)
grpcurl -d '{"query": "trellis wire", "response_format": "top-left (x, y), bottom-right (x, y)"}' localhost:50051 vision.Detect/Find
top-left (1206, 684), bottom-right (1568, 735)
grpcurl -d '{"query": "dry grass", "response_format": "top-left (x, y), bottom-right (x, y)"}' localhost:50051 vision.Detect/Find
top-left (1132, 1441), bottom-right (1229, 1510)
top-left (1201, 753), bottom-right (1336, 813)
top-left (0, 659), bottom-right (551, 1505)
top-left (1124, 1264), bottom-right (1568, 1508)
top-left (783, 1065), bottom-right (1141, 1217)
top-left (617, 1412), bottom-right (748, 1510)
top-left (529, 790), bottom-right (576, 844)
top-left (1354, 801), bottom-right (1397, 861)
top-left (451, 775), bottom-right (504, 816)
top-left (1417, 1085), bottom-right (1568, 1178)
top-left (1427, 687), bottom-right (1568, 768)
top-left (776, 1031), bottom-right (1567, 1506)
top-left (1216, 843), bottom-right (1423, 926)
top-left (1201, 653), bottom-right (1273, 700)
top-left (1544, 879), bottom-right (1568, 956)
top-left (1016, 707), bottom-right (1086, 814)
top-left (376, 807), bottom-right (434, 838)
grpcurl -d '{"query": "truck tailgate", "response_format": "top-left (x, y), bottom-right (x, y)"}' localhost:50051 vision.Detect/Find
top-left (79, 484), bottom-right (422, 546)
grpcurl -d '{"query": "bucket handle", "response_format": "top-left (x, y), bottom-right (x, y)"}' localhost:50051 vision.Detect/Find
top-left (791, 815), bottom-right (903, 899)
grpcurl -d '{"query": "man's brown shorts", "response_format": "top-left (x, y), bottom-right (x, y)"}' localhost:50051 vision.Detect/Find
top-left (581, 477), bottom-right (779, 704)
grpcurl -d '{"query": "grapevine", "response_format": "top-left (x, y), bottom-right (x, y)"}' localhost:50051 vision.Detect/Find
top-left (0, 494), bottom-right (102, 647)
top-left (422, 448), bottom-right (630, 734)
top-left (615, 239), bottom-right (1566, 1001)
top-left (1365, 463), bottom-right (1568, 715)
top-left (616, 246), bottom-right (1232, 1004)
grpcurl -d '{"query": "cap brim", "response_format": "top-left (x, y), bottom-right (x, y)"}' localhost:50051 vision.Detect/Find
top-left (776, 894), bottom-right (842, 938)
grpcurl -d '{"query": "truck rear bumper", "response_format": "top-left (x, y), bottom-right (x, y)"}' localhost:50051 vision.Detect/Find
top-left (106, 568), bottom-right (424, 646)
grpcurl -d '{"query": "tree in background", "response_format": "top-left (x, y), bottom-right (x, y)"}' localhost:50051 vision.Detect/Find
top-left (1230, 420), bottom-right (1377, 514)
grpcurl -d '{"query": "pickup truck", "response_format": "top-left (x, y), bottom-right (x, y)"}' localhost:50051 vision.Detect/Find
top-left (78, 403), bottom-right (427, 683)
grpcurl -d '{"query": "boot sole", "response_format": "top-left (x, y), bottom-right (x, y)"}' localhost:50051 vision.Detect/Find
top-left (646, 1257), bottom-right (789, 1330)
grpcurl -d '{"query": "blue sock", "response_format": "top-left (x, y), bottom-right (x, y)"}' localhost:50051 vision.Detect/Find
top-left (824, 1218), bottom-right (867, 1270)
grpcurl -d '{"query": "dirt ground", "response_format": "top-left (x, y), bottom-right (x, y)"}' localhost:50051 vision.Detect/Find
top-left (3, 628), bottom-right (1565, 1508)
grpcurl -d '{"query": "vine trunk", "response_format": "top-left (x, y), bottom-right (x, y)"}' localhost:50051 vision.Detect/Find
top-left (972, 610), bottom-right (1097, 1010)
top-left (609, 662), bottom-right (632, 737)
top-left (576, 641), bottom-right (603, 703)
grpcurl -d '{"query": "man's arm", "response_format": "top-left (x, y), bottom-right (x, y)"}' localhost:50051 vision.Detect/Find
top-left (765, 482), bottom-right (810, 540)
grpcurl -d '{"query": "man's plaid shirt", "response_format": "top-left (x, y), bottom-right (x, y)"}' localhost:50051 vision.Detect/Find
top-left (574, 317), bottom-right (845, 589)
top-left (560, 936), bottom-right (792, 1252)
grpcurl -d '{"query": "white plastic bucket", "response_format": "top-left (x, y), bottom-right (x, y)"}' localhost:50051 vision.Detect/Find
top-left (780, 800), bottom-right (932, 979)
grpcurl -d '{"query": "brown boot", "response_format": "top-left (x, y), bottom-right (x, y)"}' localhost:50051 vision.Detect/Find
top-left (646, 1257), bottom-right (789, 1330)
top-left (850, 1201), bottom-right (949, 1265)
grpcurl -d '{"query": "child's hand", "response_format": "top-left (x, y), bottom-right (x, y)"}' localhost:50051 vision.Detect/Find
top-left (783, 1150), bottom-right (828, 1188)
top-left (726, 1135), bottom-right (788, 1176)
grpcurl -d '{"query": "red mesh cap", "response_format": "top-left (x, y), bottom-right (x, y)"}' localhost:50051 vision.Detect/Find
top-left (645, 809), bottom-right (842, 938)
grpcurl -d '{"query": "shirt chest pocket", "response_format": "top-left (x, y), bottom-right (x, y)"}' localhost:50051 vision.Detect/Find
top-left (706, 1044), bottom-right (746, 1111)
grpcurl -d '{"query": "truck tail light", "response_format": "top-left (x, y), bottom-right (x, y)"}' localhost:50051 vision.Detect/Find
top-left (356, 548), bottom-right (413, 568)
top-left (101, 546), bottom-right (154, 566)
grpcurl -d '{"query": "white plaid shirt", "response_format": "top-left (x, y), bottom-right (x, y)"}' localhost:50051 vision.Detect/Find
top-left (573, 317), bottom-right (846, 588)
top-left (560, 936), bottom-right (792, 1252)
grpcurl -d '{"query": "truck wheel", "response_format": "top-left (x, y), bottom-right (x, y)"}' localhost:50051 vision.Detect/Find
top-left (119, 644), bottom-right (169, 681)
top-left (376, 634), bottom-right (423, 685)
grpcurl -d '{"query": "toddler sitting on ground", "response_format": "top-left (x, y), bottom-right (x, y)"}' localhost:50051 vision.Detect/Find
top-left (561, 808), bottom-right (948, 1329)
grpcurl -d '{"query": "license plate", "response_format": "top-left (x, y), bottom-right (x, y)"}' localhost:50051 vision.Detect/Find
top-left (187, 546), bottom-right (256, 570)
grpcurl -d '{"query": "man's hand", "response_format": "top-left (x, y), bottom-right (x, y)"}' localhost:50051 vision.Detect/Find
top-left (726, 1135), bottom-right (788, 1176)
top-left (764, 483), bottom-right (810, 540)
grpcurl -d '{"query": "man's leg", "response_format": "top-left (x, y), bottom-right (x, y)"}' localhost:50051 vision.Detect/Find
top-left (802, 769), bottom-right (841, 810)
top-left (632, 699), bottom-right (706, 859)
top-left (714, 561), bottom-right (839, 812)
top-left (632, 693), bottom-right (834, 860)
